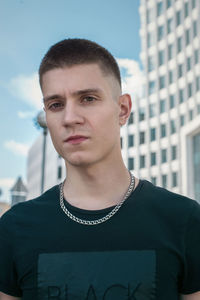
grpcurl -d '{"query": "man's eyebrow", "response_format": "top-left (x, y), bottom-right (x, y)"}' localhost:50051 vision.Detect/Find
top-left (72, 88), bottom-right (103, 96)
top-left (43, 94), bottom-right (63, 103)
top-left (43, 88), bottom-right (103, 103)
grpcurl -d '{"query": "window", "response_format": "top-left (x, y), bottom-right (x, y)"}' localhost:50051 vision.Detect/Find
top-left (171, 145), bottom-right (177, 160)
top-left (170, 94), bottom-right (175, 108)
top-left (128, 135), bottom-right (134, 147)
top-left (172, 172), bottom-right (178, 187)
top-left (139, 132), bottom-right (145, 144)
top-left (57, 166), bottom-right (62, 180)
top-left (140, 155), bottom-right (146, 168)
top-left (193, 21), bottom-right (197, 37)
top-left (185, 29), bottom-right (190, 45)
top-left (197, 104), bottom-right (200, 114)
top-left (178, 64), bottom-right (183, 78)
top-left (176, 11), bottom-right (181, 26)
top-left (168, 44), bottom-right (174, 60)
top-left (128, 112), bottom-right (134, 124)
top-left (161, 124), bottom-right (166, 138)
top-left (162, 174), bottom-right (167, 188)
top-left (194, 49), bottom-right (199, 64)
top-left (159, 76), bottom-right (165, 89)
top-left (150, 128), bottom-right (156, 141)
top-left (161, 149), bottom-right (167, 163)
top-left (187, 57), bottom-right (191, 71)
top-left (148, 55), bottom-right (155, 72)
top-left (157, 1), bottom-right (163, 16)
top-left (192, 0), bottom-right (196, 9)
top-left (151, 152), bottom-right (157, 166)
top-left (170, 119), bottom-right (176, 134)
top-left (160, 99), bottom-right (166, 113)
top-left (149, 81), bottom-right (156, 94)
top-left (184, 2), bottom-right (189, 18)
top-left (177, 37), bottom-right (182, 53)
top-left (151, 177), bottom-right (157, 185)
top-left (149, 103), bottom-right (156, 118)
top-left (169, 70), bottom-right (173, 84)
top-left (188, 83), bottom-right (192, 98)
top-left (167, 18), bottom-right (173, 34)
top-left (148, 32), bottom-right (155, 48)
top-left (147, 8), bottom-right (153, 24)
top-left (189, 109), bottom-right (193, 120)
top-left (158, 25), bottom-right (164, 41)
top-left (166, 0), bottom-right (172, 8)
top-left (158, 50), bottom-right (165, 65)
top-left (179, 89), bottom-right (184, 103)
top-left (139, 107), bottom-right (145, 121)
top-left (196, 76), bottom-right (200, 91)
top-left (128, 157), bottom-right (134, 170)
top-left (180, 115), bottom-right (185, 126)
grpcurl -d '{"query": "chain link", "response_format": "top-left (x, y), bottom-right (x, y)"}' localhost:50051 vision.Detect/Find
top-left (59, 172), bottom-right (135, 225)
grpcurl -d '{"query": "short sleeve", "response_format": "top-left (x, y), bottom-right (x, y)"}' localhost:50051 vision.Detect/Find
top-left (180, 200), bottom-right (200, 294)
top-left (0, 212), bottom-right (22, 297)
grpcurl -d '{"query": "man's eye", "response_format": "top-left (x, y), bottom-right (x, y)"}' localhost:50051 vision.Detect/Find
top-left (82, 96), bottom-right (96, 102)
top-left (48, 103), bottom-right (63, 110)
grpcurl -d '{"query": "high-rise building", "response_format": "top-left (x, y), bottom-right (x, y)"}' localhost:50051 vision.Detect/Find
top-left (121, 0), bottom-right (200, 201)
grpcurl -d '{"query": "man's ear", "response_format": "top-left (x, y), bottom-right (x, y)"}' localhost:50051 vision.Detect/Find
top-left (118, 93), bottom-right (132, 126)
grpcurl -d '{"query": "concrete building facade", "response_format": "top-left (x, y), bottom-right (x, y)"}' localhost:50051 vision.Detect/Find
top-left (27, 132), bottom-right (66, 200)
top-left (121, 0), bottom-right (200, 201)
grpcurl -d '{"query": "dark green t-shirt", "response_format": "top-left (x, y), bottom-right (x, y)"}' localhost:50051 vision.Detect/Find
top-left (0, 179), bottom-right (200, 299)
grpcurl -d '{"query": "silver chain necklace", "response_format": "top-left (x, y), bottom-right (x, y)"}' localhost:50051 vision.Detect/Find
top-left (59, 171), bottom-right (135, 225)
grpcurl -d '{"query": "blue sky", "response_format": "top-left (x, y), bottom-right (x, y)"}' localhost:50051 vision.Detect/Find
top-left (0, 0), bottom-right (141, 202)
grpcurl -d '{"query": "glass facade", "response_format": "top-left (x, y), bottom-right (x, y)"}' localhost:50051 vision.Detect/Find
top-left (128, 158), bottom-right (134, 170)
top-left (193, 133), bottom-right (200, 201)
top-left (128, 135), bottom-right (134, 147)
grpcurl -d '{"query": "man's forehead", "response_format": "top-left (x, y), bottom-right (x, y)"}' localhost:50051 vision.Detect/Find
top-left (41, 63), bottom-right (121, 98)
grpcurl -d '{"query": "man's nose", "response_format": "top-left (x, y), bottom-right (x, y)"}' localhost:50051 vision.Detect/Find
top-left (62, 103), bottom-right (84, 126)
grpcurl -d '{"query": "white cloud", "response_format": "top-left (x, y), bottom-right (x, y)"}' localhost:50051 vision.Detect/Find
top-left (9, 73), bottom-right (43, 110)
top-left (0, 178), bottom-right (15, 189)
top-left (17, 110), bottom-right (36, 119)
top-left (4, 140), bottom-right (30, 157)
top-left (0, 178), bottom-right (15, 203)
top-left (117, 58), bottom-right (144, 97)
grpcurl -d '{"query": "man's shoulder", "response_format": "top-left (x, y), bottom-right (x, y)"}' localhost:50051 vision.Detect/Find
top-left (139, 179), bottom-right (200, 217)
top-left (0, 184), bottom-right (59, 223)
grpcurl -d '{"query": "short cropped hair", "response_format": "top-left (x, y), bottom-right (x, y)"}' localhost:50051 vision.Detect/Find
top-left (39, 38), bottom-right (121, 88)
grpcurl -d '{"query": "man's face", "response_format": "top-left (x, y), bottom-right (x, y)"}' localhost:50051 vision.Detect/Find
top-left (42, 63), bottom-right (124, 168)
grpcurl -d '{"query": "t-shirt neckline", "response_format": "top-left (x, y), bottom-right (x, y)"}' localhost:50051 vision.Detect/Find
top-left (60, 179), bottom-right (145, 216)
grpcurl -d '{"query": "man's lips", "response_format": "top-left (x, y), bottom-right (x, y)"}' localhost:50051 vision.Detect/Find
top-left (65, 135), bottom-right (89, 144)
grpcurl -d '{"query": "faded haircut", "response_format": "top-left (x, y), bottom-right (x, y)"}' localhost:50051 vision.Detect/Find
top-left (39, 38), bottom-right (121, 88)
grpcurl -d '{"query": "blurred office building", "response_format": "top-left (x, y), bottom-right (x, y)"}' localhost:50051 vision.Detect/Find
top-left (27, 133), bottom-right (65, 199)
top-left (121, 0), bottom-right (200, 201)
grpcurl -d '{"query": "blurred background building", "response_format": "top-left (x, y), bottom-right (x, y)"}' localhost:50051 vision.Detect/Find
top-left (27, 132), bottom-right (65, 199)
top-left (26, 0), bottom-right (200, 202)
top-left (11, 176), bottom-right (27, 206)
top-left (122, 0), bottom-right (200, 201)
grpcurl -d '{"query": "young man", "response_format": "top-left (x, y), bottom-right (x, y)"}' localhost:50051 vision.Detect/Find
top-left (0, 39), bottom-right (200, 300)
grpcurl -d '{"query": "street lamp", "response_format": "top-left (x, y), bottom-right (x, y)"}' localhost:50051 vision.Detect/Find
top-left (37, 111), bottom-right (47, 194)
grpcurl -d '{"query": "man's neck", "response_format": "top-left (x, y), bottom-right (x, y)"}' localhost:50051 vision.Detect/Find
top-left (63, 162), bottom-right (137, 210)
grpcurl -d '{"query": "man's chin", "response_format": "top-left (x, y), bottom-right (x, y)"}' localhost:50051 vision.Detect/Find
top-left (65, 155), bottom-right (93, 168)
